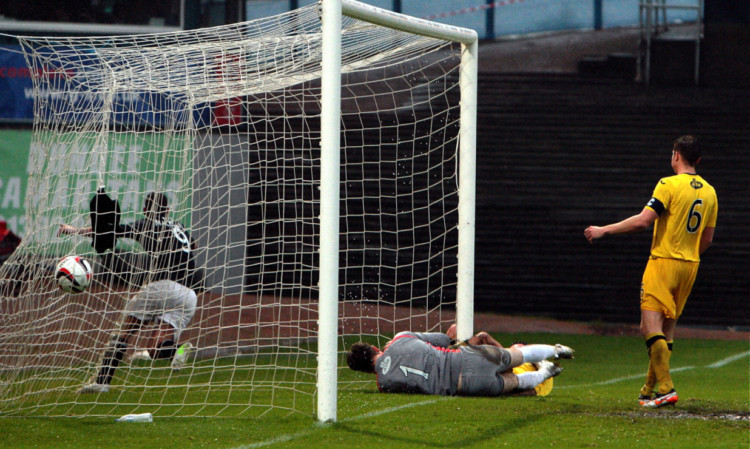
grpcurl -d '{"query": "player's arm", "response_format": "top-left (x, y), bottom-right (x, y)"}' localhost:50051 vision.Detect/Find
top-left (446, 324), bottom-right (503, 348)
top-left (468, 331), bottom-right (503, 348)
top-left (58, 224), bottom-right (93, 236)
top-left (401, 331), bottom-right (451, 348)
top-left (699, 227), bottom-right (715, 255)
top-left (584, 207), bottom-right (658, 243)
top-left (59, 222), bottom-right (134, 238)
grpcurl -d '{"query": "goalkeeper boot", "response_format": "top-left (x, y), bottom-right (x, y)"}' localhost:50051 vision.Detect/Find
top-left (644, 389), bottom-right (678, 408)
top-left (77, 380), bottom-right (110, 394)
top-left (638, 394), bottom-right (653, 406)
top-left (171, 342), bottom-right (194, 371)
top-left (535, 360), bottom-right (563, 379)
top-left (553, 344), bottom-right (575, 360)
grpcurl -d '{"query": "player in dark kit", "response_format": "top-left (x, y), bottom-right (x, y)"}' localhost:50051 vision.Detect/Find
top-left (347, 327), bottom-right (574, 397)
top-left (59, 192), bottom-right (199, 393)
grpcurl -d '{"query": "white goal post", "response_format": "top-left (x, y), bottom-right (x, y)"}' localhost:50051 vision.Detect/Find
top-left (0, 0), bottom-right (477, 422)
top-left (318, 0), bottom-right (478, 422)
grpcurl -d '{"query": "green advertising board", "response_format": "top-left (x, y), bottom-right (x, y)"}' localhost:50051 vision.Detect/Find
top-left (0, 129), bottom-right (31, 236)
top-left (0, 129), bottom-right (191, 242)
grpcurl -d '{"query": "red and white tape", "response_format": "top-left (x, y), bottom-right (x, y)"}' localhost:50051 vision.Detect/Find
top-left (422, 0), bottom-right (528, 21)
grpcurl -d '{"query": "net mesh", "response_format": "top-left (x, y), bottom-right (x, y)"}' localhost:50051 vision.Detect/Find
top-left (0, 4), bottom-right (463, 417)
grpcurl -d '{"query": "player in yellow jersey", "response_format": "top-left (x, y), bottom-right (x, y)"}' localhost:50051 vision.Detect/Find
top-left (584, 135), bottom-right (717, 408)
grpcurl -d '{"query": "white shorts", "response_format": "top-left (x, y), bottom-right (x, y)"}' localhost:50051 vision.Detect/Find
top-left (124, 280), bottom-right (197, 340)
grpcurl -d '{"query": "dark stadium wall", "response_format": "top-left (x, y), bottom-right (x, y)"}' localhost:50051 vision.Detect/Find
top-left (472, 75), bottom-right (750, 328)
top-left (701, 0), bottom-right (750, 87)
top-left (194, 75), bottom-right (749, 329)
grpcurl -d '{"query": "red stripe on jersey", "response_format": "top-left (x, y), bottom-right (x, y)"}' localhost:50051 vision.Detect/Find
top-left (383, 335), bottom-right (410, 351)
top-left (432, 345), bottom-right (461, 354)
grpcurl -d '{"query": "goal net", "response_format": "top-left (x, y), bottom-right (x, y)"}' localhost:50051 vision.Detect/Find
top-left (0, 0), bottom-right (477, 420)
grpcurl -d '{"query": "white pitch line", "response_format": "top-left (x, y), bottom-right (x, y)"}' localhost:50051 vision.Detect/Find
top-left (706, 350), bottom-right (750, 369)
top-left (558, 366), bottom-right (695, 389)
top-left (231, 399), bottom-right (441, 449)
top-left (233, 430), bottom-right (313, 449)
top-left (342, 398), bottom-right (442, 421)
top-left (233, 350), bottom-right (749, 447)
top-left (560, 348), bottom-right (750, 389)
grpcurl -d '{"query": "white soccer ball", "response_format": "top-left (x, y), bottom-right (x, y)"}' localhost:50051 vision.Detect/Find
top-left (55, 255), bottom-right (93, 293)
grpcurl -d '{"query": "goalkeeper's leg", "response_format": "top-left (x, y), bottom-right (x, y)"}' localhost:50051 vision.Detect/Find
top-left (503, 360), bottom-right (563, 394)
top-left (507, 343), bottom-right (575, 368)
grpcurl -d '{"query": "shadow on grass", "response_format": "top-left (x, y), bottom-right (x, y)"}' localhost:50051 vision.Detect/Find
top-left (333, 411), bottom-right (547, 447)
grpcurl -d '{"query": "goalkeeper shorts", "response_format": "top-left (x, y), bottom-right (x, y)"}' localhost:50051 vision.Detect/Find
top-left (456, 346), bottom-right (512, 397)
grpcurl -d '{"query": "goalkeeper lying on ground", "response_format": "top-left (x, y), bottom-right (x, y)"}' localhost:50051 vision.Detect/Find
top-left (347, 324), bottom-right (573, 397)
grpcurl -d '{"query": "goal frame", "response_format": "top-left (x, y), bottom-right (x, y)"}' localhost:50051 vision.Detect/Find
top-left (317, 0), bottom-right (478, 422)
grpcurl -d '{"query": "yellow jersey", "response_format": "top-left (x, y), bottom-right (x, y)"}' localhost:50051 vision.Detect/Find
top-left (645, 173), bottom-right (717, 262)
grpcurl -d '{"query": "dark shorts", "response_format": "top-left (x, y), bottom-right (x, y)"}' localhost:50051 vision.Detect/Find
top-left (456, 346), bottom-right (512, 397)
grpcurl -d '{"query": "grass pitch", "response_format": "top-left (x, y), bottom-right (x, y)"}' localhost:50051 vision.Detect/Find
top-left (1, 332), bottom-right (747, 449)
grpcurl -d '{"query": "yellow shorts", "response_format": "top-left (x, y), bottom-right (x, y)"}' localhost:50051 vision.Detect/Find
top-left (640, 257), bottom-right (699, 319)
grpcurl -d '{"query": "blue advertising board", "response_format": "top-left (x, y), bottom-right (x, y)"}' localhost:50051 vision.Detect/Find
top-left (0, 44), bottom-right (215, 126)
top-left (0, 45), bottom-right (34, 121)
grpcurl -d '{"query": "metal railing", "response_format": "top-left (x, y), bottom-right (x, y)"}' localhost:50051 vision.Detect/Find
top-left (638, 0), bottom-right (704, 85)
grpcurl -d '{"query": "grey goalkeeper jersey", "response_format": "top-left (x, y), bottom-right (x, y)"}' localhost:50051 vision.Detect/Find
top-left (375, 332), bottom-right (462, 396)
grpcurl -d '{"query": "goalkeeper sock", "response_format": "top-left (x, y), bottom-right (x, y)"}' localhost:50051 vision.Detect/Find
top-left (517, 345), bottom-right (556, 363)
top-left (515, 370), bottom-right (546, 391)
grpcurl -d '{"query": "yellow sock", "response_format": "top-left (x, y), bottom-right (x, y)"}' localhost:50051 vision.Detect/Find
top-left (640, 362), bottom-right (656, 396)
top-left (645, 333), bottom-right (673, 394)
top-left (664, 340), bottom-right (674, 393)
top-left (642, 334), bottom-right (662, 394)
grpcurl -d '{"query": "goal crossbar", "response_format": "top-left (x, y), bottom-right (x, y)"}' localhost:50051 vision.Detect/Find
top-left (341, 0), bottom-right (478, 44)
